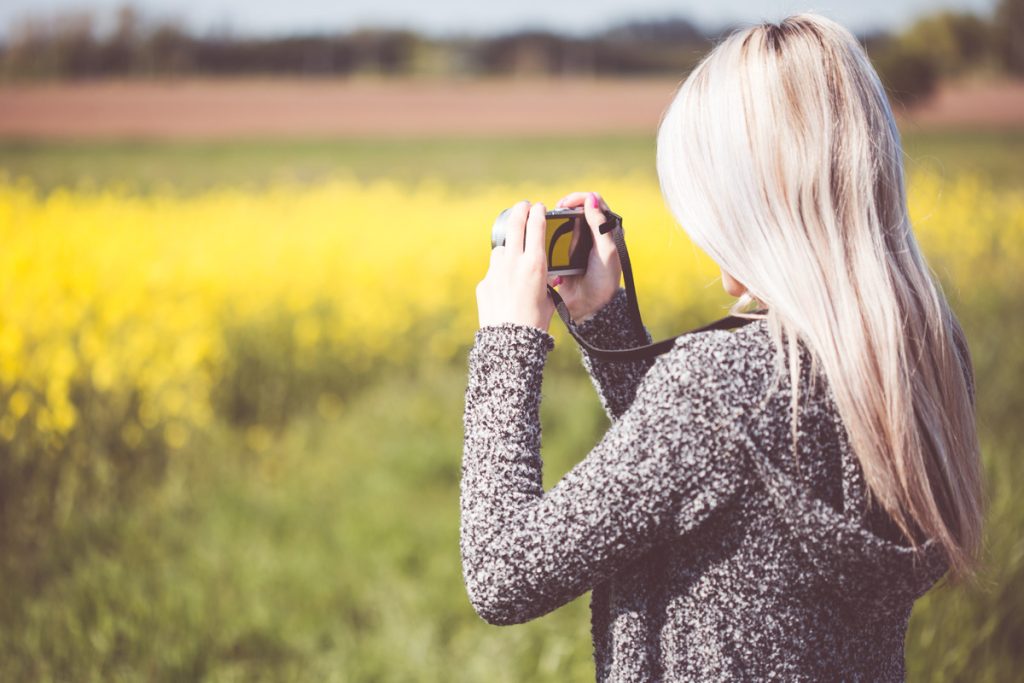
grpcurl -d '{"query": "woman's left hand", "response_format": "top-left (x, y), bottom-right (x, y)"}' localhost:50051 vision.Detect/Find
top-left (476, 201), bottom-right (555, 332)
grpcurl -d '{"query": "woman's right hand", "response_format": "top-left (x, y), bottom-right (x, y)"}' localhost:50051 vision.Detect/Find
top-left (552, 191), bottom-right (621, 322)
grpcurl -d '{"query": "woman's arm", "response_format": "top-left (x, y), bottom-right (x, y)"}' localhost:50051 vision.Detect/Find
top-left (574, 287), bottom-right (655, 421)
top-left (459, 322), bottom-right (747, 626)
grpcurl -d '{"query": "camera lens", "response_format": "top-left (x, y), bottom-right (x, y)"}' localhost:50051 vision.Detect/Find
top-left (491, 208), bottom-right (511, 250)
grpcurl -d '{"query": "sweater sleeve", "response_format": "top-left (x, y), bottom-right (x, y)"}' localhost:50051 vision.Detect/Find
top-left (574, 287), bottom-right (655, 420)
top-left (459, 322), bottom-right (747, 626)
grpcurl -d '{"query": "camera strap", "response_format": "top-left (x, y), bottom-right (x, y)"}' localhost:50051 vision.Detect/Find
top-left (546, 211), bottom-right (766, 362)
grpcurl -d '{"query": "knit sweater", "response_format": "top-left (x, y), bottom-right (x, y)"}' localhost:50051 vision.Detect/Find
top-left (460, 288), bottom-right (951, 681)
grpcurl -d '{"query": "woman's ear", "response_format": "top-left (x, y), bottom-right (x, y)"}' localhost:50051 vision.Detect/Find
top-left (721, 270), bottom-right (748, 298)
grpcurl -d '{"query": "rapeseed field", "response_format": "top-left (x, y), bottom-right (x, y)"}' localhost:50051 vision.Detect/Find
top-left (1, 168), bottom-right (1021, 681)
top-left (2, 171), bottom-right (1017, 457)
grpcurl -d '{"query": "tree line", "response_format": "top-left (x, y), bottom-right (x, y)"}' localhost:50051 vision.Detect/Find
top-left (1, 1), bottom-right (1021, 103)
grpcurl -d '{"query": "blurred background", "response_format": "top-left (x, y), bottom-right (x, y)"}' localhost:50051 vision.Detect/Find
top-left (0, 0), bottom-right (1021, 681)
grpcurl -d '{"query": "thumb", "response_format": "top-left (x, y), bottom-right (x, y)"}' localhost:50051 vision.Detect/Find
top-left (583, 192), bottom-right (615, 259)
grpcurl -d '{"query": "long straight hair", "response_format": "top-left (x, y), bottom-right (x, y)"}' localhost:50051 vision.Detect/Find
top-left (656, 13), bottom-right (982, 580)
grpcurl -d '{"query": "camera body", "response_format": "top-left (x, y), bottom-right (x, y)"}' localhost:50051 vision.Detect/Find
top-left (491, 206), bottom-right (593, 276)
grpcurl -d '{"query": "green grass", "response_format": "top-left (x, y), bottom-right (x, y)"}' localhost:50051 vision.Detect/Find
top-left (901, 129), bottom-right (1024, 188)
top-left (1, 129), bottom-right (1022, 193)
top-left (3, 351), bottom-right (1020, 681)
top-left (0, 363), bottom-right (608, 682)
top-left (0, 135), bottom-right (657, 194)
top-left (1, 131), bottom-right (1021, 681)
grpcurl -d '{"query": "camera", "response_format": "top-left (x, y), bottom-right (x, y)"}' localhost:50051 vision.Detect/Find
top-left (491, 206), bottom-right (594, 276)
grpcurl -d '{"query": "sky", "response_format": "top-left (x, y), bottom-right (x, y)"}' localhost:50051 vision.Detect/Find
top-left (0, 0), bottom-right (1001, 39)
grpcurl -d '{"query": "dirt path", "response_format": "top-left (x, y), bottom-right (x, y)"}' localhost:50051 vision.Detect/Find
top-left (0, 77), bottom-right (1020, 139)
top-left (899, 80), bottom-right (1024, 130)
top-left (0, 78), bottom-right (684, 139)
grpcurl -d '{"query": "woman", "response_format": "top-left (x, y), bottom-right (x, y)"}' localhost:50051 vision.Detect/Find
top-left (461, 13), bottom-right (982, 681)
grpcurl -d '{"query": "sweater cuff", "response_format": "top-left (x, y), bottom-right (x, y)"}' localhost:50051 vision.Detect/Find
top-left (467, 324), bottom-right (554, 431)
top-left (472, 323), bottom-right (555, 357)
top-left (575, 288), bottom-right (649, 351)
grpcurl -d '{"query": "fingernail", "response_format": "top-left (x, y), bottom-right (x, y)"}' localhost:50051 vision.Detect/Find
top-left (587, 193), bottom-right (596, 208)
top-left (552, 276), bottom-right (563, 287)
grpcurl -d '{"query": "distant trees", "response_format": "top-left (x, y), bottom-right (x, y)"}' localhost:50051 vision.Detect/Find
top-left (862, 1), bottom-right (1022, 106)
top-left (866, 11), bottom-right (993, 107)
top-left (995, 0), bottom-right (1024, 74)
top-left (473, 20), bottom-right (710, 76)
top-left (0, 2), bottom-right (1020, 107)
top-left (902, 12), bottom-right (991, 75)
top-left (0, 9), bottom-right (712, 81)
top-left (0, 9), bottom-right (420, 79)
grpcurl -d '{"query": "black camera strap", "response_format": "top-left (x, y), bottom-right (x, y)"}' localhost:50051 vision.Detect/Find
top-left (546, 211), bottom-right (766, 362)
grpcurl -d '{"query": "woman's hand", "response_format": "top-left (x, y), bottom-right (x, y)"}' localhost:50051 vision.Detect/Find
top-left (552, 191), bottom-right (621, 322)
top-left (476, 201), bottom-right (555, 332)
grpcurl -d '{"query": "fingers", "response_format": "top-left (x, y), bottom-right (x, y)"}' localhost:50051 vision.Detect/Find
top-left (526, 202), bottom-right (547, 261)
top-left (556, 192), bottom-right (588, 209)
top-left (579, 193), bottom-right (618, 260)
top-left (504, 200), bottom-right (529, 254)
top-left (489, 244), bottom-right (504, 270)
top-left (555, 191), bottom-right (610, 211)
top-left (582, 191), bottom-right (606, 232)
top-left (555, 191), bottom-right (617, 264)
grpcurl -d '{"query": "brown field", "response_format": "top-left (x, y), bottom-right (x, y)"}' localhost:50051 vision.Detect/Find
top-left (0, 77), bottom-right (1021, 139)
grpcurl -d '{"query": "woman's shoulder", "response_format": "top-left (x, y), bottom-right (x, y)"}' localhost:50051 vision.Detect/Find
top-left (662, 316), bottom-right (776, 384)
top-left (656, 315), bottom-right (843, 439)
top-left (632, 317), bottom-right (778, 417)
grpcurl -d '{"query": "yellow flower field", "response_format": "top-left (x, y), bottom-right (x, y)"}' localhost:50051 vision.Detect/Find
top-left (0, 167), bottom-right (1022, 681)
top-left (1, 172), bottom-right (1020, 449)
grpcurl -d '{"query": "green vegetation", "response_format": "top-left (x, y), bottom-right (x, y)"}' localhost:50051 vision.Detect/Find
top-left (864, 0), bottom-right (1024, 103)
top-left (0, 364), bottom-right (605, 682)
top-left (0, 135), bottom-right (658, 193)
top-left (2, 0), bottom-right (1022, 89)
top-left (2, 129), bottom-right (1023, 194)
top-left (1, 132), bottom-right (1022, 681)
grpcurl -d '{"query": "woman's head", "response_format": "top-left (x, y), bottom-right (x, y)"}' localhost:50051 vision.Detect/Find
top-left (659, 14), bottom-right (904, 312)
top-left (657, 13), bottom-right (983, 580)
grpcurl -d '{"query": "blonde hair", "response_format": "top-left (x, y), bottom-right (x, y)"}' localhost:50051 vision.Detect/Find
top-left (656, 13), bottom-right (982, 580)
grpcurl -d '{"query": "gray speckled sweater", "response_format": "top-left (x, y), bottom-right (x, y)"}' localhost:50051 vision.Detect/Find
top-left (460, 288), bottom-right (950, 681)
